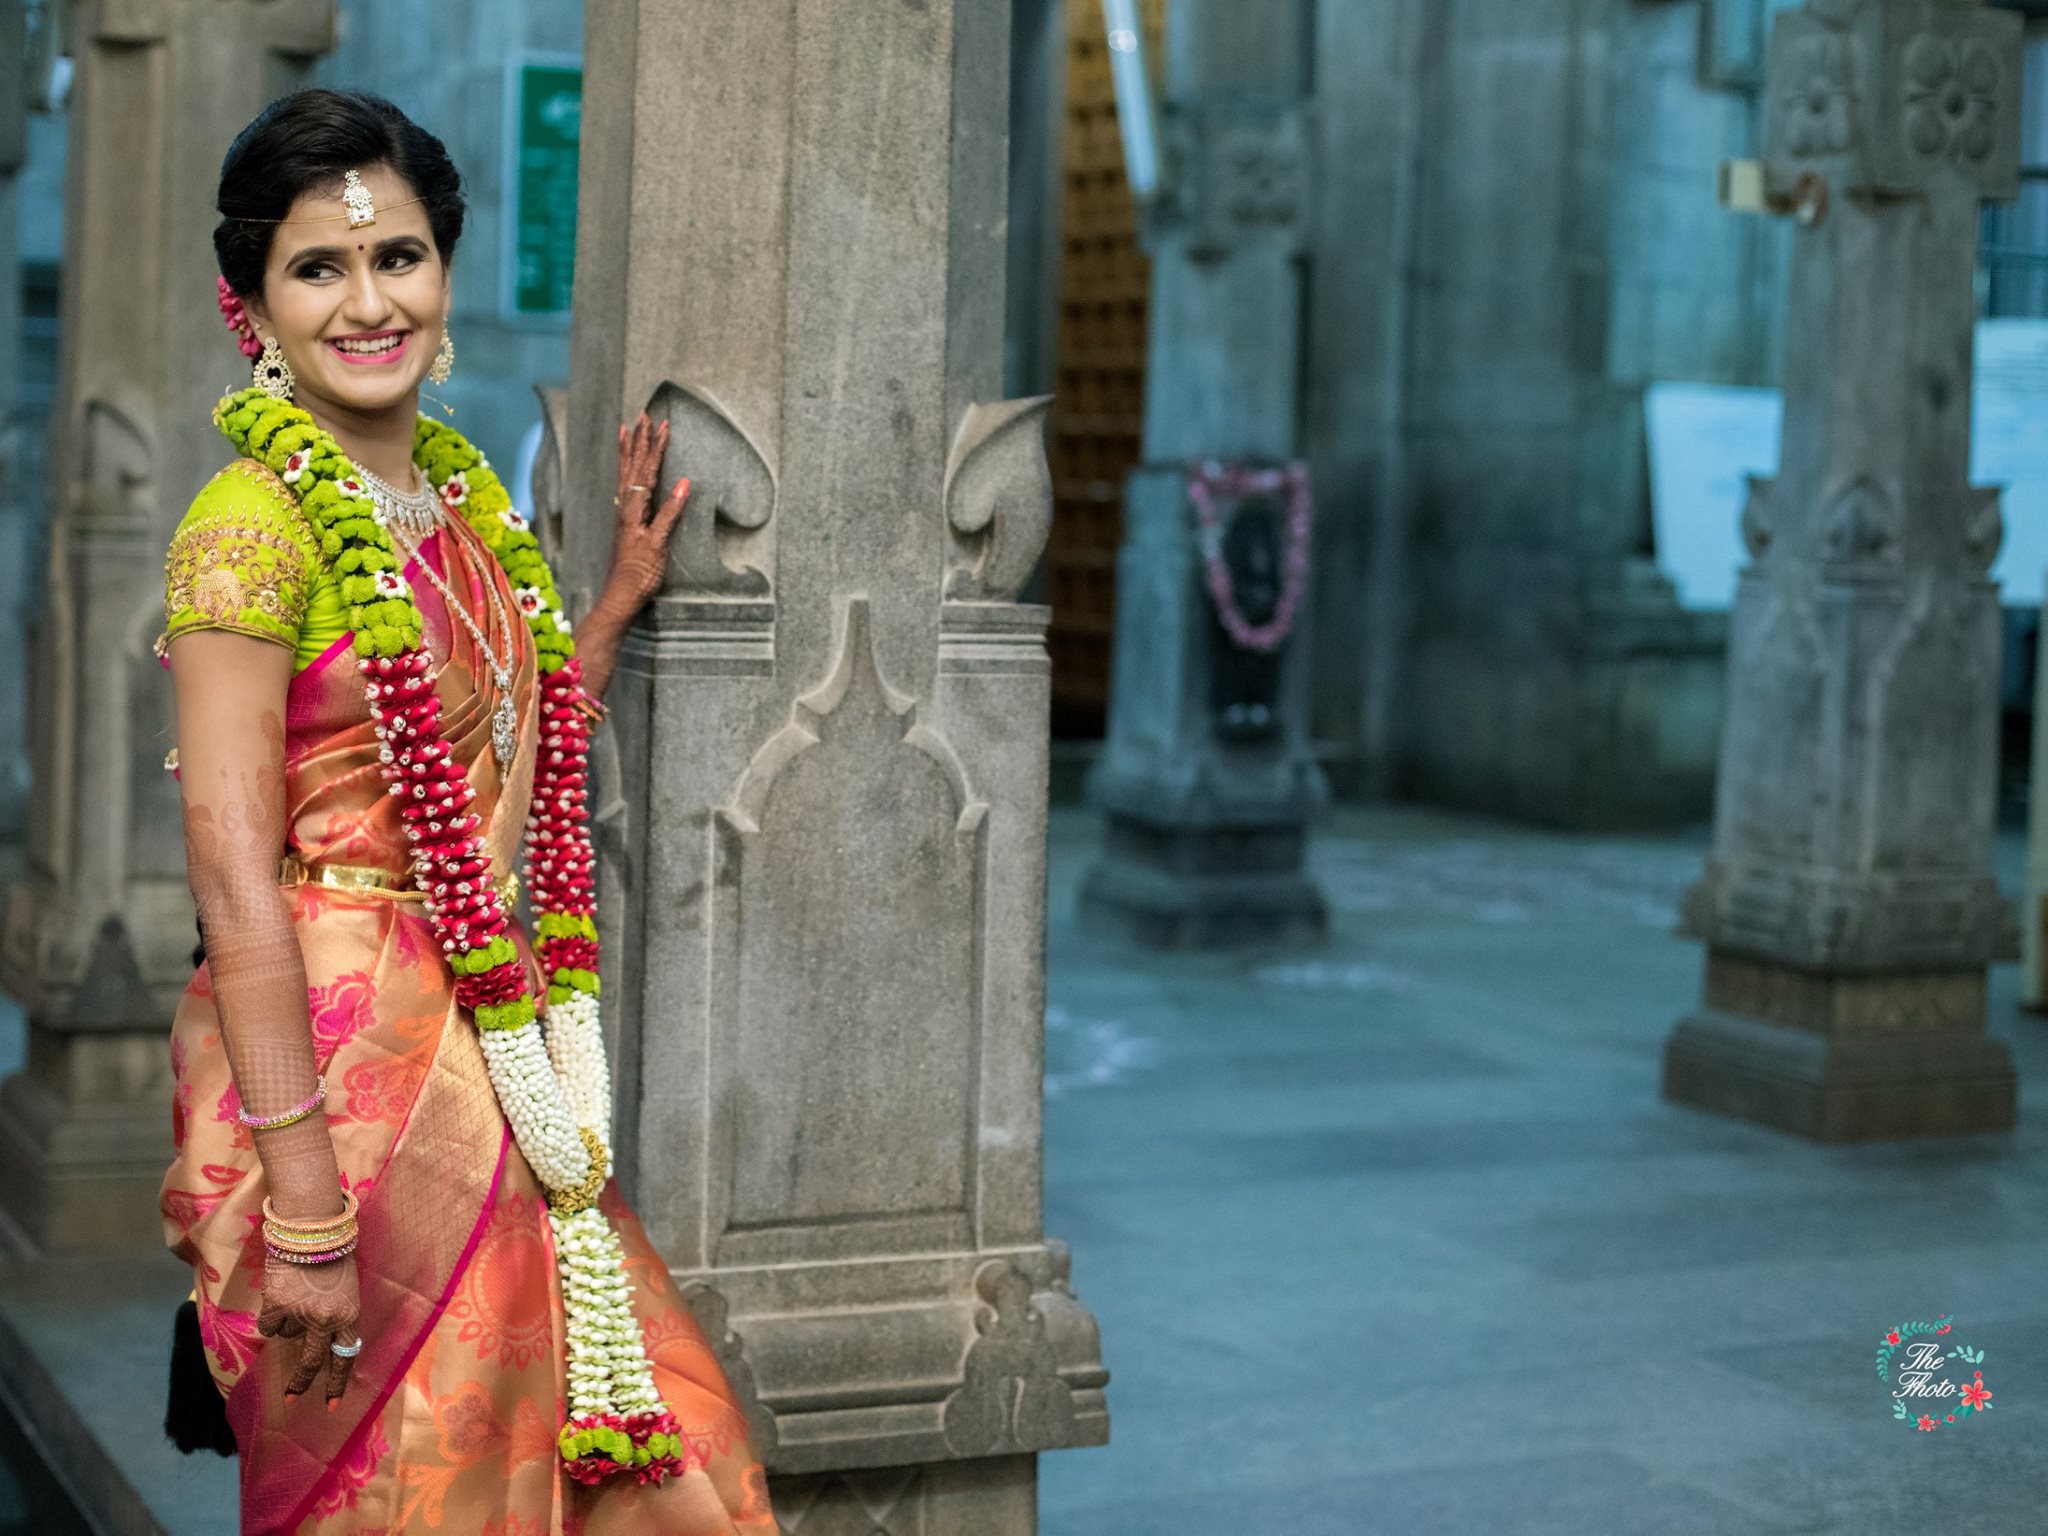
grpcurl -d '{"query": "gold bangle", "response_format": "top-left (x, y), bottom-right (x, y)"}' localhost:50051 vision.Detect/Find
top-left (261, 1190), bottom-right (359, 1245)
top-left (263, 1224), bottom-right (358, 1249)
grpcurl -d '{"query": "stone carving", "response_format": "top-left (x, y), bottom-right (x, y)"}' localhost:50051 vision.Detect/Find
top-left (1962, 486), bottom-right (2002, 571)
top-left (678, 1279), bottom-right (778, 1456)
top-left (777, 1466), bottom-right (922, 1535)
top-left (80, 398), bottom-right (151, 525)
top-left (1902, 34), bottom-right (2001, 164)
top-left (943, 396), bottom-right (1054, 602)
top-left (57, 916), bottom-right (155, 1029)
top-left (1778, 31), bottom-right (1852, 157)
top-left (1768, 1), bottom-right (2020, 197)
top-left (529, 383), bottom-right (570, 574)
top-left (1740, 475), bottom-right (1775, 559)
top-left (1818, 476), bottom-right (1899, 563)
top-left (648, 379), bottom-right (775, 598)
top-left (940, 1257), bottom-right (1080, 1457)
top-left (716, 599), bottom-right (986, 1248)
top-left (1157, 99), bottom-right (1311, 260)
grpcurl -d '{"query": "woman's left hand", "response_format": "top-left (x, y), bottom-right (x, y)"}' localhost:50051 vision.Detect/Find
top-left (607, 411), bottom-right (691, 608)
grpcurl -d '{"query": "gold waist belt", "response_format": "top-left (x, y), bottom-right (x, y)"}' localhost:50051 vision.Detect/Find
top-left (278, 853), bottom-right (519, 910)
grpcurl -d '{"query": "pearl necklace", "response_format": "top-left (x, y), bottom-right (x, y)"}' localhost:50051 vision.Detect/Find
top-left (380, 513), bottom-right (522, 770)
top-left (357, 462), bottom-right (443, 537)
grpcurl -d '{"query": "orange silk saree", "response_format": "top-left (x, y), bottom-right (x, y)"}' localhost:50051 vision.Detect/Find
top-left (160, 501), bottom-right (778, 1535)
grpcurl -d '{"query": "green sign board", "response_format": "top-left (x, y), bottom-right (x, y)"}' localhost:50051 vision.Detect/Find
top-left (505, 57), bottom-right (582, 318)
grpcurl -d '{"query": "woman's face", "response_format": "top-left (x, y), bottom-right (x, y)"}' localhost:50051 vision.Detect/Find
top-left (240, 163), bottom-right (449, 420)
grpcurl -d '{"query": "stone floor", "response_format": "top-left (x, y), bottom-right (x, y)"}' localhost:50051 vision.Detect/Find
top-left (1037, 804), bottom-right (2048, 1535)
top-left (3, 807), bottom-right (2048, 1533)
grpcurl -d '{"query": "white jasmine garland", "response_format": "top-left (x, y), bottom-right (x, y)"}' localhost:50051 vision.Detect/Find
top-left (544, 988), bottom-right (612, 1147)
top-left (476, 1022), bottom-right (592, 1189)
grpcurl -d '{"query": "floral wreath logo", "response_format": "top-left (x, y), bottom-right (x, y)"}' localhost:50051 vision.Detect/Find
top-left (1876, 1314), bottom-right (1992, 1432)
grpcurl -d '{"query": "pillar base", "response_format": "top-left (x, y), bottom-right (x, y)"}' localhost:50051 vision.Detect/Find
top-left (1662, 1010), bottom-right (2016, 1142)
top-left (1078, 812), bottom-right (1326, 949)
top-left (0, 1030), bottom-right (174, 1254)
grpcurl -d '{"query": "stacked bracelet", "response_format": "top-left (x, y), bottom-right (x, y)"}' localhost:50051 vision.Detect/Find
top-left (261, 1191), bottom-right (360, 1263)
top-left (264, 1239), bottom-right (358, 1265)
top-left (237, 1076), bottom-right (328, 1131)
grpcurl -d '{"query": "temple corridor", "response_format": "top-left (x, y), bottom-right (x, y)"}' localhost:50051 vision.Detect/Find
top-left (1039, 807), bottom-right (2048, 1533)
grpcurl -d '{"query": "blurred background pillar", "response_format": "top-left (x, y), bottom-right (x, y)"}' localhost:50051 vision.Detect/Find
top-left (0, 0), bottom-right (335, 1250)
top-left (1079, 0), bottom-right (1330, 949)
top-left (558, 0), bottom-right (1109, 1526)
top-left (1665, 0), bottom-right (2023, 1141)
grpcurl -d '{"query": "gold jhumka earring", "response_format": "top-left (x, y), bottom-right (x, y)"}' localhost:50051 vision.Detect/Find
top-left (254, 336), bottom-right (294, 399)
top-left (430, 329), bottom-right (454, 385)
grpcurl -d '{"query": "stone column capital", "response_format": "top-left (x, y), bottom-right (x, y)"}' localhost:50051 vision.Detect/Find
top-left (1765, 0), bottom-right (2022, 201)
top-left (1151, 94), bottom-right (1314, 261)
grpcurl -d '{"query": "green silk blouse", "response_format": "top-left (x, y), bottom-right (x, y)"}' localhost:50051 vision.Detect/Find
top-left (162, 457), bottom-right (350, 670)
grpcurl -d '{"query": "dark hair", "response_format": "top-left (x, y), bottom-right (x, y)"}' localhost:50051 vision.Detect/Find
top-left (212, 88), bottom-right (465, 301)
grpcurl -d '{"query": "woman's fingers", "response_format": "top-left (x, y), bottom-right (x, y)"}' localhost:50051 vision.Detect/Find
top-left (256, 1301), bottom-right (301, 1340)
top-left (284, 1329), bottom-right (329, 1399)
top-left (656, 477), bottom-right (692, 533)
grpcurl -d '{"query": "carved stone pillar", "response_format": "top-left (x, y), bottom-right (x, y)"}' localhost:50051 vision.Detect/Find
top-left (0, 0), bottom-right (336, 1250)
top-left (559, 2), bottom-right (1108, 1527)
top-left (0, 0), bottom-right (26, 837)
top-left (1079, 0), bottom-right (1330, 949)
top-left (1663, 0), bottom-right (2022, 1141)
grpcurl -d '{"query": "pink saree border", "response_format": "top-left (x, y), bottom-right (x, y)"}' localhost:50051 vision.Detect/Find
top-left (282, 1124), bottom-right (511, 1534)
top-left (227, 1025), bottom-right (510, 1536)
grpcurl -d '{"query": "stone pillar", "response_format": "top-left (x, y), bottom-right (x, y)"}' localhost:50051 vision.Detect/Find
top-left (0, 0), bottom-right (27, 838)
top-left (559, 2), bottom-right (1108, 1526)
top-left (0, 0), bottom-right (336, 1251)
top-left (1079, 0), bottom-right (1329, 949)
top-left (1663, 0), bottom-right (2022, 1142)
top-left (2026, 610), bottom-right (2048, 1009)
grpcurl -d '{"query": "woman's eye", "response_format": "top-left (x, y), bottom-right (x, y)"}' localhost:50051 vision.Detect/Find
top-left (295, 251), bottom-right (420, 281)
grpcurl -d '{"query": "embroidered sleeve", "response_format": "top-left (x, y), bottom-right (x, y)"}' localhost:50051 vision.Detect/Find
top-left (163, 458), bottom-right (322, 653)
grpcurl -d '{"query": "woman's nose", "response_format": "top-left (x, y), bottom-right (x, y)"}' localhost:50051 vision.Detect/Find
top-left (340, 264), bottom-right (392, 328)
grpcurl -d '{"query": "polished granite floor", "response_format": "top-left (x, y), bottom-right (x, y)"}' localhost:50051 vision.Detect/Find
top-left (1038, 805), bottom-right (2048, 1535)
top-left (2, 808), bottom-right (2046, 1534)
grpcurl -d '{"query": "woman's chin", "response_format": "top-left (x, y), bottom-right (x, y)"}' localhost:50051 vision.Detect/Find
top-left (313, 370), bottom-right (422, 415)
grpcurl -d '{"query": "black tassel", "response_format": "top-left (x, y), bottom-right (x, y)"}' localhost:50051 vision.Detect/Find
top-left (164, 1298), bottom-right (237, 1456)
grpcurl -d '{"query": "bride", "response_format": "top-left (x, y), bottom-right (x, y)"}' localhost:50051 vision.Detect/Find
top-left (158, 86), bottom-right (780, 1534)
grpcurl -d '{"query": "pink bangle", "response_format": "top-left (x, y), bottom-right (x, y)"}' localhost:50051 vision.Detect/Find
top-left (237, 1075), bottom-right (328, 1130)
top-left (265, 1239), bottom-right (356, 1265)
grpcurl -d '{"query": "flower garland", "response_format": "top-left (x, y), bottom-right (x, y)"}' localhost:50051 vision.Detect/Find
top-left (1186, 459), bottom-right (1314, 653)
top-left (213, 385), bottom-right (687, 1487)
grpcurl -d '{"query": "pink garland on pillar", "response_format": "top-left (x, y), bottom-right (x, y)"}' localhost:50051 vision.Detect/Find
top-left (1186, 459), bottom-right (1315, 653)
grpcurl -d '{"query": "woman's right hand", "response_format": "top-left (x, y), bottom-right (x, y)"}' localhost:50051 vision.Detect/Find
top-left (258, 1249), bottom-right (362, 1406)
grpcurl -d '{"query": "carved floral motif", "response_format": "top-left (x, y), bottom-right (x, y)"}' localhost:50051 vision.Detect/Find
top-left (1779, 32), bottom-right (1852, 158)
top-left (1902, 34), bottom-right (2001, 164)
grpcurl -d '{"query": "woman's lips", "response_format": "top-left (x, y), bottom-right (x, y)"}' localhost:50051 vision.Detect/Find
top-left (326, 332), bottom-right (412, 367)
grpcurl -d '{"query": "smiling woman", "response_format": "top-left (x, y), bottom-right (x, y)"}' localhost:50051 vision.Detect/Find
top-left (216, 149), bottom-right (456, 489)
top-left (160, 88), bottom-right (763, 1536)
